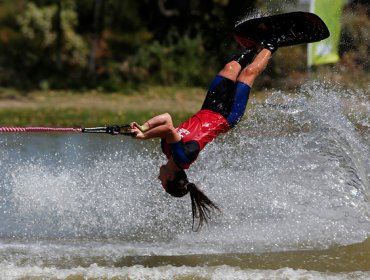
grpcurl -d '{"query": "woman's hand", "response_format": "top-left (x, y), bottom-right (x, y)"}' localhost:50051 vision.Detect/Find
top-left (130, 122), bottom-right (147, 132)
top-left (130, 122), bottom-right (145, 139)
top-left (128, 113), bottom-right (179, 141)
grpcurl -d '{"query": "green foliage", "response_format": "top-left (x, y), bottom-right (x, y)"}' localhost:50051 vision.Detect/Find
top-left (61, 10), bottom-right (88, 67)
top-left (16, 3), bottom-right (56, 47)
top-left (127, 32), bottom-right (213, 87)
top-left (16, 2), bottom-right (88, 68)
top-left (0, 0), bottom-right (368, 91)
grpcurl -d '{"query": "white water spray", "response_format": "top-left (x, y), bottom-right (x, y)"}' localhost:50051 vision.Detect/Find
top-left (0, 81), bottom-right (369, 255)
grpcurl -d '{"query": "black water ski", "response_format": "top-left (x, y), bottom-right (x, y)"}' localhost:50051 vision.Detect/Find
top-left (234, 12), bottom-right (330, 49)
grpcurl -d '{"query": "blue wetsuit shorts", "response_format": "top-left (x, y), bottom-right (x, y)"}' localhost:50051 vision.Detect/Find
top-left (201, 75), bottom-right (251, 127)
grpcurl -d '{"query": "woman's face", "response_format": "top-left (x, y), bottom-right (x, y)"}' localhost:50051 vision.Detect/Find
top-left (158, 164), bottom-right (175, 188)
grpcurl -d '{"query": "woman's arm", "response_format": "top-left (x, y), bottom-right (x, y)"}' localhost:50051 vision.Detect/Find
top-left (130, 113), bottom-right (181, 143)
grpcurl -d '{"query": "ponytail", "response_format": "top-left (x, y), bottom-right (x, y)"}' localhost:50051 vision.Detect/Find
top-left (187, 183), bottom-right (220, 231)
top-left (165, 170), bottom-right (220, 231)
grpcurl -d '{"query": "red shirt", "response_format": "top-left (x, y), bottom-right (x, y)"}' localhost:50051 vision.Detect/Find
top-left (177, 110), bottom-right (230, 149)
top-left (162, 110), bottom-right (230, 168)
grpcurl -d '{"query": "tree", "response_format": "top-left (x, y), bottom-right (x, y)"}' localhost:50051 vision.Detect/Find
top-left (88, 0), bottom-right (104, 76)
top-left (15, 1), bottom-right (88, 87)
top-left (55, 0), bottom-right (62, 70)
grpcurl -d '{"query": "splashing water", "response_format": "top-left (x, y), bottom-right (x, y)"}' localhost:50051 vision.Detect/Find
top-left (0, 81), bottom-right (369, 278)
top-left (192, 81), bottom-right (370, 251)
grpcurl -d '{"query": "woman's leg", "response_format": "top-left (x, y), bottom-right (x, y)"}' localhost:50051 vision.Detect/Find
top-left (237, 48), bottom-right (272, 87)
top-left (201, 48), bottom-right (257, 115)
top-left (218, 48), bottom-right (257, 81)
top-left (217, 61), bottom-right (242, 81)
top-left (226, 81), bottom-right (251, 127)
top-left (226, 48), bottom-right (273, 127)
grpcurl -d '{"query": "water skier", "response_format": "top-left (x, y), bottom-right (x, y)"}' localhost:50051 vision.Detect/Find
top-left (130, 42), bottom-right (277, 230)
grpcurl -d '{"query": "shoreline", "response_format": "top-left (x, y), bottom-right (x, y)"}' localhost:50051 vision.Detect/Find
top-left (0, 87), bottom-right (206, 127)
top-left (0, 87), bottom-right (270, 127)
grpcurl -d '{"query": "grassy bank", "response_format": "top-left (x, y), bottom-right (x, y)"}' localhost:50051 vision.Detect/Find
top-left (0, 86), bottom-right (215, 127)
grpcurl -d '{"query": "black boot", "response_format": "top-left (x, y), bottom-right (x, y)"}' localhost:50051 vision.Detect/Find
top-left (261, 39), bottom-right (278, 53)
top-left (231, 48), bottom-right (257, 68)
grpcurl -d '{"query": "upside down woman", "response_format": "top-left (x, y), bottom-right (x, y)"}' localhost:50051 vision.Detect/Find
top-left (130, 42), bottom-right (277, 230)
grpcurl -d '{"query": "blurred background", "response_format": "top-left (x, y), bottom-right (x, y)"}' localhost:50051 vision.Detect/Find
top-left (0, 0), bottom-right (368, 92)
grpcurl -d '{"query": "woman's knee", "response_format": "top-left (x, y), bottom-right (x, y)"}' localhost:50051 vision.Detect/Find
top-left (241, 63), bottom-right (261, 77)
top-left (218, 61), bottom-right (242, 81)
top-left (237, 64), bottom-right (260, 85)
top-left (239, 49), bottom-right (271, 81)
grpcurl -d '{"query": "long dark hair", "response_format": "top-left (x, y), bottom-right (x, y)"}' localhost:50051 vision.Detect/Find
top-left (165, 170), bottom-right (220, 231)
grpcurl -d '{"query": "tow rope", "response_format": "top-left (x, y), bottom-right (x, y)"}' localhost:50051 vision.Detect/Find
top-left (0, 125), bottom-right (135, 136)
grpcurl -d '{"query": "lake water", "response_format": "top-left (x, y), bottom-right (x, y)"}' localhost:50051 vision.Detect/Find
top-left (1, 81), bottom-right (369, 279)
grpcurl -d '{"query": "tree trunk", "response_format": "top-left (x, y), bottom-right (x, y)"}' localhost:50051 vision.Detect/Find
top-left (88, 0), bottom-right (104, 76)
top-left (55, 0), bottom-right (62, 71)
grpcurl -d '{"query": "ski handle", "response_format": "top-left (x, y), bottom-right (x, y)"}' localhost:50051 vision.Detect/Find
top-left (81, 124), bottom-right (136, 136)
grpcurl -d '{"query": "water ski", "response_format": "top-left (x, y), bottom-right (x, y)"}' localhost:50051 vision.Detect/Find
top-left (234, 12), bottom-right (330, 49)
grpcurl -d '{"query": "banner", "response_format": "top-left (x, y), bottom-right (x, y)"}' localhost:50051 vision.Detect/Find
top-left (308, 0), bottom-right (344, 67)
